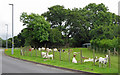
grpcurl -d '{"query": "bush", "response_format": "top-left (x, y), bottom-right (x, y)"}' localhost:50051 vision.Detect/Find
top-left (90, 37), bottom-right (118, 52)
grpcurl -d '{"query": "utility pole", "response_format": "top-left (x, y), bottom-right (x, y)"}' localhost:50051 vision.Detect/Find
top-left (9, 4), bottom-right (14, 54)
top-left (5, 24), bottom-right (8, 49)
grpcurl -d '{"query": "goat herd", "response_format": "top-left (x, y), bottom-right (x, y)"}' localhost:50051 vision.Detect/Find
top-left (22, 47), bottom-right (110, 68)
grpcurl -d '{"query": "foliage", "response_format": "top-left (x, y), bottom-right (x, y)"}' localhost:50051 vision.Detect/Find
top-left (49, 28), bottom-right (63, 46)
top-left (3, 3), bottom-right (119, 48)
top-left (20, 12), bottom-right (50, 47)
top-left (90, 37), bottom-right (118, 52)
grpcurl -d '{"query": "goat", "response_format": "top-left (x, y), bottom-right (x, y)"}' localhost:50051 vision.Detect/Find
top-left (72, 55), bottom-right (77, 63)
top-left (38, 48), bottom-right (41, 51)
top-left (41, 52), bottom-right (46, 57)
top-left (62, 49), bottom-right (65, 52)
top-left (46, 48), bottom-right (52, 52)
top-left (42, 47), bottom-right (45, 50)
top-left (31, 48), bottom-right (34, 50)
top-left (82, 56), bottom-right (89, 59)
top-left (58, 49), bottom-right (61, 52)
top-left (53, 48), bottom-right (57, 51)
top-left (99, 55), bottom-right (108, 67)
top-left (46, 53), bottom-right (53, 60)
top-left (84, 56), bottom-right (98, 62)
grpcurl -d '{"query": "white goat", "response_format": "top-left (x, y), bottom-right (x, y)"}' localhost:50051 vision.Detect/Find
top-left (84, 58), bottom-right (93, 62)
top-left (38, 48), bottom-right (41, 51)
top-left (84, 56), bottom-right (98, 62)
top-left (31, 48), bottom-right (34, 50)
top-left (42, 47), bottom-right (45, 51)
top-left (99, 55), bottom-right (108, 67)
top-left (41, 52), bottom-right (46, 57)
top-left (53, 48), bottom-right (57, 51)
top-left (72, 55), bottom-right (77, 63)
top-left (46, 48), bottom-right (52, 52)
top-left (46, 53), bottom-right (53, 60)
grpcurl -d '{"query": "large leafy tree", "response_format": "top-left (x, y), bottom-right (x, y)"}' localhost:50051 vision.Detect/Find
top-left (42, 5), bottom-right (68, 31)
top-left (65, 8), bottom-right (91, 46)
top-left (20, 12), bottom-right (50, 47)
top-left (49, 28), bottom-right (63, 47)
top-left (42, 5), bottom-right (71, 46)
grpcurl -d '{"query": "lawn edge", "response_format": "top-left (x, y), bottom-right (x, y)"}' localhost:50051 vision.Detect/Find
top-left (4, 52), bottom-right (101, 75)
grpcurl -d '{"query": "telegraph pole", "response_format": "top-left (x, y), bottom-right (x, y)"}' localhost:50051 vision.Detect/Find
top-left (9, 4), bottom-right (14, 54)
top-left (5, 24), bottom-right (8, 49)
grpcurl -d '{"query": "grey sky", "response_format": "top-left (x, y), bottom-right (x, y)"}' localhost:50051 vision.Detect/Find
top-left (0, 0), bottom-right (119, 40)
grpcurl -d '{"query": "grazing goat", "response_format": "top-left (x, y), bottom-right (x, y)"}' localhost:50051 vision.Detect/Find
top-left (46, 48), bottom-right (52, 52)
top-left (38, 48), bottom-right (41, 51)
top-left (62, 50), bottom-right (65, 52)
top-left (58, 49), bottom-right (61, 52)
top-left (99, 55), bottom-right (108, 67)
top-left (31, 48), bottom-right (34, 50)
top-left (46, 53), bottom-right (53, 60)
top-left (42, 47), bottom-right (45, 50)
top-left (41, 52), bottom-right (46, 58)
top-left (84, 58), bottom-right (93, 62)
top-left (82, 56), bottom-right (89, 59)
top-left (53, 48), bottom-right (57, 51)
top-left (84, 56), bottom-right (98, 62)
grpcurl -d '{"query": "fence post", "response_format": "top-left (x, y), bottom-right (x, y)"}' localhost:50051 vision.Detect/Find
top-left (20, 46), bottom-right (22, 56)
top-left (23, 47), bottom-right (25, 56)
top-left (36, 48), bottom-right (37, 56)
top-left (27, 46), bottom-right (29, 56)
top-left (114, 48), bottom-right (116, 56)
top-left (59, 49), bottom-right (61, 61)
top-left (93, 49), bottom-right (95, 65)
top-left (24, 47), bottom-right (26, 56)
top-left (31, 49), bottom-right (32, 57)
top-left (80, 49), bottom-right (82, 64)
top-left (41, 49), bottom-right (42, 58)
top-left (108, 50), bottom-right (111, 68)
top-left (53, 49), bottom-right (54, 60)
top-left (68, 49), bottom-right (70, 62)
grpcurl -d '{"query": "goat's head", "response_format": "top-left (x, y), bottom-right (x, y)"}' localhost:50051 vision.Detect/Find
top-left (105, 55), bottom-right (108, 58)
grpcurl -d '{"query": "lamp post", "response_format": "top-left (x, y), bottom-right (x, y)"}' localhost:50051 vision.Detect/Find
top-left (5, 24), bottom-right (8, 49)
top-left (9, 4), bottom-right (14, 54)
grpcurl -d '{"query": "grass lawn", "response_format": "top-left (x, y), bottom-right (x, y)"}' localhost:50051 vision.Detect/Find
top-left (4, 48), bottom-right (118, 73)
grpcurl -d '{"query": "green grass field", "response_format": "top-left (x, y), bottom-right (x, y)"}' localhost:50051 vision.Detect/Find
top-left (4, 48), bottom-right (118, 73)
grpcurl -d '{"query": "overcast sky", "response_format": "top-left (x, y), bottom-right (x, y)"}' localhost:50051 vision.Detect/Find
top-left (0, 0), bottom-right (120, 40)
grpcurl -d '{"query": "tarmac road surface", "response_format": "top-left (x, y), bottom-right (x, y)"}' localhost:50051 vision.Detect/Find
top-left (0, 48), bottom-right (95, 75)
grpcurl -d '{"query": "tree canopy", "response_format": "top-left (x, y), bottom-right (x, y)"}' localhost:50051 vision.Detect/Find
top-left (4, 3), bottom-right (119, 49)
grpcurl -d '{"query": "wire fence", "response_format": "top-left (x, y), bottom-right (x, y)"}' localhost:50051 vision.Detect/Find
top-left (20, 46), bottom-right (111, 68)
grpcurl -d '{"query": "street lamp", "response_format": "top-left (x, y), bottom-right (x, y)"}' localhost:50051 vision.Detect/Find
top-left (9, 4), bottom-right (14, 54)
top-left (5, 24), bottom-right (8, 49)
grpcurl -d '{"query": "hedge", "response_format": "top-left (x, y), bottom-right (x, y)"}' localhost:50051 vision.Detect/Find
top-left (90, 37), bottom-right (119, 52)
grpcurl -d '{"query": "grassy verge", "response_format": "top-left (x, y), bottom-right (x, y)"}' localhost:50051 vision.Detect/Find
top-left (4, 48), bottom-right (118, 73)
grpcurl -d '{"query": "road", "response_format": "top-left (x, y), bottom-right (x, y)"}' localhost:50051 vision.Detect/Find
top-left (1, 49), bottom-right (76, 73)
top-left (0, 48), bottom-right (96, 75)
top-left (0, 49), bottom-right (79, 73)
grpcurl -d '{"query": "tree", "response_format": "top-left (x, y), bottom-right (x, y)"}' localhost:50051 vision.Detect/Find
top-left (20, 12), bottom-right (50, 47)
top-left (49, 28), bottom-right (63, 47)
top-left (42, 5), bottom-right (71, 46)
top-left (65, 8), bottom-right (90, 47)
top-left (42, 5), bottom-right (68, 31)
